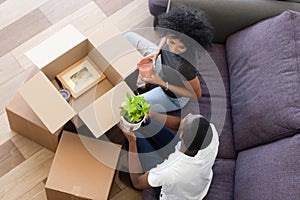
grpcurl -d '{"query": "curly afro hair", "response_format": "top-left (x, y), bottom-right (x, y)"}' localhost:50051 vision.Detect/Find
top-left (157, 4), bottom-right (214, 50)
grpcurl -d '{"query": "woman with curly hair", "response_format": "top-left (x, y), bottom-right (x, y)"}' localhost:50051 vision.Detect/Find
top-left (125, 3), bottom-right (214, 112)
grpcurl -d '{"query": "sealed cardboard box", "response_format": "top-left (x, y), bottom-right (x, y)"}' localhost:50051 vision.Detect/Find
top-left (6, 23), bottom-right (142, 150)
top-left (45, 131), bottom-right (122, 200)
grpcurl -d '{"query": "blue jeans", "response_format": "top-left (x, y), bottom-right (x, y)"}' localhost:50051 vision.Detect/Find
top-left (141, 87), bottom-right (189, 113)
top-left (124, 31), bottom-right (189, 112)
top-left (135, 118), bottom-right (180, 171)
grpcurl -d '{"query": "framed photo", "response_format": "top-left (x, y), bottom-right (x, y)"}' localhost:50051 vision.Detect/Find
top-left (56, 57), bottom-right (106, 99)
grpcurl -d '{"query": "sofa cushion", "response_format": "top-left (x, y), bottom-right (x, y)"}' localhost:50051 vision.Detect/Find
top-left (226, 10), bottom-right (300, 151)
top-left (170, 44), bottom-right (236, 159)
top-left (204, 159), bottom-right (235, 200)
top-left (234, 134), bottom-right (300, 200)
top-left (207, 44), bottom-right (235, 159)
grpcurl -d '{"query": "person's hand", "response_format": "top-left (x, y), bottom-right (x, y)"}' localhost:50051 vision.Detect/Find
top-left (119, 120), bottom-right (136, 143)
top-left (148, 110), bottom-right (155, 118)
top-left (138, 51), bottom-right (159, 66)
top-left (140, 71), bottom-right (164, 85)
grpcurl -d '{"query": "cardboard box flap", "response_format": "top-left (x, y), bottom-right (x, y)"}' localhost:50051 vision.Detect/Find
top-left (79, 81), bottom-right (133, 138)
top-left (25, 24), bottom-right (86, 69)
top-left (19, 72), bottom-right (76, 134)
top-left (111, 51), bottom-right (142, 79)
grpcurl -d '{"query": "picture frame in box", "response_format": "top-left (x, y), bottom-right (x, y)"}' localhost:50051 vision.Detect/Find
top-left (57, 56), bottom-right (106, 98)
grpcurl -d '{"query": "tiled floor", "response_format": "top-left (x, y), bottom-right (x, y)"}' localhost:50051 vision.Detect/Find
top-left (0, 0), bottom-right (156, 199)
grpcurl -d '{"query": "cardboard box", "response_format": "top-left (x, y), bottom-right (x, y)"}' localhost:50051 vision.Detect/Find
top-left (6, 93), bottom-right (61, 152)
top-left (45, 131), bottom-right (122, 200)
top-left (5, 23), bottom-right (141, 199)
top-left (6, 23), bottom-right (142, 150)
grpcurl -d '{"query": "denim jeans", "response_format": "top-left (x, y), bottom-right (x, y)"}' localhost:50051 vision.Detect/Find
top-left (134, 118), bottom-right (179, 172)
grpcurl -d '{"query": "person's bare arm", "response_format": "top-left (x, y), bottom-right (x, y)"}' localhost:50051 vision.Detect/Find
top-left (143, 74), bottom-right (202, 99)
top-left (119, 122), bottom-right (152, 190)
top-left (182, 76), bottom-right (202, 98)
top-left (139, 36), bottom-right (167, 65)
top-left (156, 36), bottom-right (167, 53)
top-left (127, 137), bottom-right (152, 189)
top-left (149, 110), bottom-right (181, 130)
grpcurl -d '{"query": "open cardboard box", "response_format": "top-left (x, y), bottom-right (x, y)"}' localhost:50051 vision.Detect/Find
top-left (6, 23), bottom-right (142, 151)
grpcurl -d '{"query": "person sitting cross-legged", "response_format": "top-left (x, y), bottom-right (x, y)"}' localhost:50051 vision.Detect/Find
top-left (124, 4), bottom-right (214, 113)
top-left (119, 112), bottom-right (219, 200)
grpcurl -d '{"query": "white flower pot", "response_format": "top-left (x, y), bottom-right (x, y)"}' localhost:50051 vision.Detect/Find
top-left (121, 116), bottom-right (145, 131)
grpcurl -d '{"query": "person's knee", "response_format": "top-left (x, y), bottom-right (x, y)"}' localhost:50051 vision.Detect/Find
top-left (150, 104), bottom-right (167, 114)
top-left (124, 31), bottom-right (132, 37)
top-left (124, 31), bottom-right (140, 42)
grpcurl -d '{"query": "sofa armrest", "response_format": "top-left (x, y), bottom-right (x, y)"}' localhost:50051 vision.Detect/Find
top-left (170, 0), bottom-right (300, 43)
top-left (148, 0), bottom-right (169, 16)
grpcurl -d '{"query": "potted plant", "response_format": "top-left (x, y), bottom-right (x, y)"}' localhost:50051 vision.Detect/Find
top-left (120, 92), bottom-right (150, 131)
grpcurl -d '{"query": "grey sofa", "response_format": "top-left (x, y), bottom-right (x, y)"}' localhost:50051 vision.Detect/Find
top-left (147, 0), bottom-right (300, 199)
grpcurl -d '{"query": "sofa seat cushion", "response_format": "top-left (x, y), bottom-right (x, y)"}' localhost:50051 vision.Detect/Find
top-left (207, 44), bottom-right (235, 159)
top-left (234, 134), bottom-right (300, 200)
top-left (170, 44), bottom-right (236, 159)
top-left (226, 10), bottom-right (300, 151)
top-left (204, 158), bottom-right (235, 200)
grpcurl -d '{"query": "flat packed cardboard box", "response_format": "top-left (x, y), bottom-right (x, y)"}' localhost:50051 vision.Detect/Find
top-left (45, 131), bottom-right (122, 200)
top-left (6, 23), bottom-right (142, 150)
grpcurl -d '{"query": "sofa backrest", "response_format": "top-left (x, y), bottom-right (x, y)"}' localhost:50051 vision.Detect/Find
top-left (170, 0), bottom-right (300, 43)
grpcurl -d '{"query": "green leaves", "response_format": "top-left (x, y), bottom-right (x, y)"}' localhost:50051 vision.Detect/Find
top-left (120, 92), bottom-right (150, 123)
